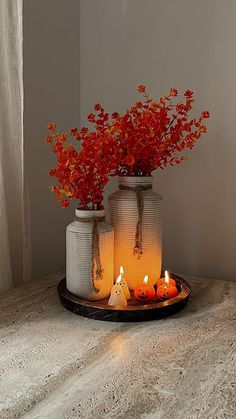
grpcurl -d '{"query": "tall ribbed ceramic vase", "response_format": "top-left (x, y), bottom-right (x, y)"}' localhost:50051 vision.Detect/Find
top-left (108, 177), bottom-right (162, 289)
top-left (66, 209), bottom-right (114, 301)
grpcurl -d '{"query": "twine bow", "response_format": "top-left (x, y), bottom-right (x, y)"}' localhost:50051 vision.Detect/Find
top-left (119, 184), bottom-right (152, 259)
top-left (76, 215), bottom-right (105, 293)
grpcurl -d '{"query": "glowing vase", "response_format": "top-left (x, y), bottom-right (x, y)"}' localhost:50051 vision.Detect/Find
top-left (66, 209), bottom-right (114, 300)
top-left (108, 176), bottom-right (162, 289)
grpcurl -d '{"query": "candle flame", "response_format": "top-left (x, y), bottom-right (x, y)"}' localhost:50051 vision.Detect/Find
top-left (116, 274), bottom-right (122, 285)
top-left (165, 270), bottom-right (169, 286)
top-left (143, 275), bottom-right (149, 285)
top-left (120, 266), bottom-right (124, 276)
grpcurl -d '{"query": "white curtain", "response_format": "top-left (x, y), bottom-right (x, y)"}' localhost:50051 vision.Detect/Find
top-left (0, 0), bottom-right (30, 292)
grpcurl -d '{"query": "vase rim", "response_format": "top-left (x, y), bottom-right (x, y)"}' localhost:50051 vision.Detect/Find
top-left (75, 208), bottom-right (105, 218)
top-left (118, 175), bottom-right (153, 179)
top-left (118, 176), bottom-right (153, 188)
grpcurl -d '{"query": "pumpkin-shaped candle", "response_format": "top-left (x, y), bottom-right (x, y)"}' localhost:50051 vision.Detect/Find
top-left (157, 270), bottom-right (177, 288)
top-left (156, 271), bottom-right (178, 300)
top-left (134, 275), bottom-right (155, 302)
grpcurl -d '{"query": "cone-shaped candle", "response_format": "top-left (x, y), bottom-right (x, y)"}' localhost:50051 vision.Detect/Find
top-left (108, 274), bottom-right (127, 306)
top-left (118, 266), bottom-right (131, 300)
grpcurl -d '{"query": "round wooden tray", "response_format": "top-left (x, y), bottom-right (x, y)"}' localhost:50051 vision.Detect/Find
top-left (57, 273), bottom-right (191, 322)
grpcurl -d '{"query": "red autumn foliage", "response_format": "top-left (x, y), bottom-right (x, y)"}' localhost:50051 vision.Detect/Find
top-left (88, 86), bottom-right (210, 176)
top-left (46, 85), bottom-right (210, 208)
top-left (46, 119), bottom-right (118, 209)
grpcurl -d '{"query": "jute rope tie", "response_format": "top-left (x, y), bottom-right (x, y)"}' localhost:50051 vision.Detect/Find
top-left (119, 184), bottom-right (152, 259)
top-left (76, 215), bottom-right (105, 293)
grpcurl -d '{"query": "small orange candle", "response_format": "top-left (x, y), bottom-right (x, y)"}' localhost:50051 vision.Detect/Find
top-left (157, 270), bottom-right (177, 287)
top-left (156, 271), bottom-right (178, 300)
top-left (134, 275), bottom-right (155, 302)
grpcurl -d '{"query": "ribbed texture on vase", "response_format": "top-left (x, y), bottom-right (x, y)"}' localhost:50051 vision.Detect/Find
top-left (109, 177), bottom-right (162, 289)
top-left (118, 176), bottom-right (153, 188)
top-left (66, 211), bottom-right (114, 301)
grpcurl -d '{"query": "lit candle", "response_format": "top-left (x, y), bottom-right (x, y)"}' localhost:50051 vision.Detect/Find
top-left (157, 270), bottom-right (177, 288)
top-left (118, 266), bottom-right (131, 300)
top-left (156, 271), bottom-right (178, 300)
top-left (134, 275), bottom-right (155, 302)
top-left (108, 275), bottom-right (127, 306)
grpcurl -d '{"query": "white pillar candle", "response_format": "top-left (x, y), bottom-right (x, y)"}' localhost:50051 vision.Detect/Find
top-left (119, 266), bottom-right (131, 300)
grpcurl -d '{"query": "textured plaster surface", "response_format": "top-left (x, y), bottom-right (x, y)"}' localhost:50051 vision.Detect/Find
top-left (0, 272), bottom-right (235, 419)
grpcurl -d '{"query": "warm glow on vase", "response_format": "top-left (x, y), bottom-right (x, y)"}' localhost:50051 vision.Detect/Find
top-left (108, 176), bottom-right (162, 290)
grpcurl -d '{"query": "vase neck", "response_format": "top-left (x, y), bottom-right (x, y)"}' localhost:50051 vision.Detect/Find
top-left (118, 176), bottom-right (153, 190)
top-left (75, 209), bottom-right (105, 220)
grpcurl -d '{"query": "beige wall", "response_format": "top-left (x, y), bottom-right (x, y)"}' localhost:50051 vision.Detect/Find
top-left (24, 0), bottom-right (80, 279)
top-left (80, 0), bottom-right (236, 281)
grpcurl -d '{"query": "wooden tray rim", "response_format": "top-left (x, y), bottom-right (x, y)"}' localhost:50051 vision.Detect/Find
top-left (58, 273), bottom-right (191, 312)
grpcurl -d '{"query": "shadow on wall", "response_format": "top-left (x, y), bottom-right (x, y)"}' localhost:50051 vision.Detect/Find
top-left (156, 122), bottom-right (236, 281)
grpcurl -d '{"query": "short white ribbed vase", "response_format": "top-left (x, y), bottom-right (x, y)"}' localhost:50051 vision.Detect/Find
top-left (108, 176), bottom-right (162, 289)
top-left (66, 209), bottom-right (114, 301)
